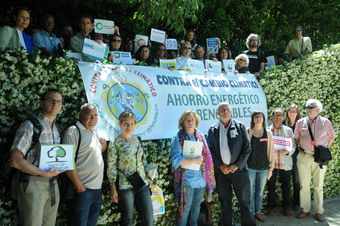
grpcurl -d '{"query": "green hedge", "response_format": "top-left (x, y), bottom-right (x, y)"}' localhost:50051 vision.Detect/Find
top-left (0, 45), bottom-right (339, 225)
top-left (260, 44), bottom-right (340, 197)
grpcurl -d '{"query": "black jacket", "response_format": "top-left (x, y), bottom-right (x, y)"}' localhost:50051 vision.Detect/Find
top-left (207, 119), bottom-right (251, 171)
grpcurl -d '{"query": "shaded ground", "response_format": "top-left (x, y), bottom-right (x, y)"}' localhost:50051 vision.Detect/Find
top-left (258, 197), bottom-right (340, 226)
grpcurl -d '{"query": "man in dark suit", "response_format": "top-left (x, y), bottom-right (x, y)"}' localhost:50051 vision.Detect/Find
top-left (207, 102), bottom-right (256, 226)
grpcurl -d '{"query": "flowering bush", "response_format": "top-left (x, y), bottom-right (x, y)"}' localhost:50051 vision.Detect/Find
top-left (0, 44), bottom-right (339, 225)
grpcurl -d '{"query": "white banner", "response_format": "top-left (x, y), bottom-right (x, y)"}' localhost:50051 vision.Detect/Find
top-left (78, 63), bottom-right (268, 140)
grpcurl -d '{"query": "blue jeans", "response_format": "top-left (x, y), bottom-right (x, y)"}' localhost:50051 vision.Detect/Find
top-left (72, 188), bottom-right (102, 226)
top-left (177, 184), bottom-right (205, 226)
top-left (118, 186), bottom-right (153, 226)
top-left (248, 168), bottom-right (268, 215)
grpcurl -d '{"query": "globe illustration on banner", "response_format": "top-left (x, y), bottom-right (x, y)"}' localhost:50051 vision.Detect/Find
top-left (107, 83), bottom-right (148, 123)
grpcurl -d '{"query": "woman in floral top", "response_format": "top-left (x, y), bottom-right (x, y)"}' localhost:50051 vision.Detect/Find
top-left (107, 112), bottom-right (153, 226)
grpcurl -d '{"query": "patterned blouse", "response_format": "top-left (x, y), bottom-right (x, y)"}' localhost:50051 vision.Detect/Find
top-left (107, 135), bottom-right (149, 190)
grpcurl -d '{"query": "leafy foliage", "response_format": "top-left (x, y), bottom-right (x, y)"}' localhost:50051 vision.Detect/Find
top-left (260, 44), bottom-right (340, 196)
top-left (0, 45), bottom-right (339, 225)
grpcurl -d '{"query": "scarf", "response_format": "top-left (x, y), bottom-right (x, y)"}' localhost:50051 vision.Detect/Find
top-left (173, 129), bottom-right (215, 215)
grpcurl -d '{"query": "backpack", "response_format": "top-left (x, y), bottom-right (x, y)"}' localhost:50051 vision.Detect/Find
top-left (0, 114), bottom-right (43, 198)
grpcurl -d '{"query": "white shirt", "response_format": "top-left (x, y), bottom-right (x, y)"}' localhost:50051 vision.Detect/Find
top-left (219, 122), bottom-right (231, 164)
top-left (63, 121), bottom-right (104, 189)
top-left (16, 29), bottom-right (27, 50)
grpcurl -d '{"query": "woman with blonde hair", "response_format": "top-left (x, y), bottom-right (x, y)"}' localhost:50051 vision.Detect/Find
top-left (170, 110), bottom-right (215, 226)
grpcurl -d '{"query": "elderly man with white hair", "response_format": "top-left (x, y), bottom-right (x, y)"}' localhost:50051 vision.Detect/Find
top-left (207, 102), bottom-right (256, 226)
top-left (243, 33), bottom-right (266, 78)
top-left (295, 99), bottom-right (335, 222)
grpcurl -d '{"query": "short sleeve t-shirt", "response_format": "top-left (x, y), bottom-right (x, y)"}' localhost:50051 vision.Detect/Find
top-left (243, 49), bottom-right (266, 74)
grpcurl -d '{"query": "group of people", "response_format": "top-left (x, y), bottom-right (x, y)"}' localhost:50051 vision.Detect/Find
top-left (0, 8), bottom-right (313, 78)
top-left (8, 88), bottom-right (335, 226)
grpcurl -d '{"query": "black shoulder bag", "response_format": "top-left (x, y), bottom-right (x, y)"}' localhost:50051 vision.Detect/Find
top-left (307, 122), bottom-right (332, 168)
top-left (117, 137), bottom-right (146, 193)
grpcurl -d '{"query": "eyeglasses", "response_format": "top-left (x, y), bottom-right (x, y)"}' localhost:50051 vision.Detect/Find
top-left (183, 47), bottom-right (191, 50)
top-left (112, 39), bottom-right (121, 42)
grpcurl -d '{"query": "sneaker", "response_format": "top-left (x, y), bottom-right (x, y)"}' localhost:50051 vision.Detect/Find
top-left (255, 213), bottom-right (266, 222)
top-left (296, 211), bottom-right (310, 219)
top-left (314, 213), bottom-right (325, 222)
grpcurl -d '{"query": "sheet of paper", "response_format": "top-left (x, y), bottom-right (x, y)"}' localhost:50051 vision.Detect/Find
top-left (111, 51), bottom-right (133, 65)
top-left (150, 28), bottom-right (166, 44)
top-left (222, 59), bottom-right (235, 73)
top-left (272, 136), bottom-right (293, 152)
top-left (159, 59), bottom-right (176, 70)
top-left (206, 37), bottom-right (220, 54)
top-left (205, 59), bottom-right (222, 73)
top-left (134, 35), bottom-right (149, 53)
top-left (94, 19), bottom-right (115, 34)
top-left (165, 38), bottom-right (178, 50)
top-left (82, 38), bottom-right (108, 60)
top-left (39, 144), bottom-right (75, 172)
top-left (266, 55), bottom-right (276, 69)
top-left (187, 59), bottom-right (205, 74)
top-left (182, 140), bottom-right (203, 170)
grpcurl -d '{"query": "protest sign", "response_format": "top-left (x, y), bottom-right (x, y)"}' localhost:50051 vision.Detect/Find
top-left (187, 59), bottom-right (205, 74)
top-left (134, 35), bottom-right (149, 53)
top-left (159, 59), bottom-right (176, 70)
top-left (266, 56), bottom-right (276, 69)
top-left (94, 19), bottom-right (115, 34)
top-left (165, 38), bottom-right (178, 50)
top-left (150, 28), bottom-right (166, 44)
top-left (39, 144), bottom-right (74, 172)
top-left (111, 51), bottom-right (133, 65)
top-left (272, 136), bottom-right (293, 152)
top-left (222, 59), bottom-right (236, 73)
top-left (78, 63), bottom-right (267, 140)
top-left (82, 38), bottom-right (108, 60)
top-left (206, 37), bottom-right (220, 54)
top-left (205, 59), bottom-right (222, 73)
top-left (182, 140), bottom-right (203, 170)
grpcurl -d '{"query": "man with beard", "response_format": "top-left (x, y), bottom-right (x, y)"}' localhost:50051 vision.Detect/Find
top-left (243, 33), bottom-right (266, 79)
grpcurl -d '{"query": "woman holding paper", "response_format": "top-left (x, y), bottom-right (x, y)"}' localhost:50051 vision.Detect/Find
top-left (247, 111), bottom-right (274, 222)
top-left (170, 110), bottom-right (215, 226)
top-left (266, 108), bottom-right (296, 216)
top-left (107, 112), bottom-right (153, 226)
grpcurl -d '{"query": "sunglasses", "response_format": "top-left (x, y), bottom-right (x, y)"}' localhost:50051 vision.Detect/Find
top-left (112, 39), bottom-right (121, 42)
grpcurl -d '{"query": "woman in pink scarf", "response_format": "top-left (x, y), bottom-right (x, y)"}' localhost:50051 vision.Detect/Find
top-left (170, 110), bottom-right (215, 226)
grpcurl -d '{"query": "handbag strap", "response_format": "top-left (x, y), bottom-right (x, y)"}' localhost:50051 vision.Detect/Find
top-left (307, 121), bottom-right (315, 144)
top-left (74, 124), bottom-right (82, 161)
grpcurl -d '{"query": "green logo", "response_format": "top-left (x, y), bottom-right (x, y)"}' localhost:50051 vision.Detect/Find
top-left (47, 146), bottom-right (66, 162)
top-left (96, 22), bottom-right (103, 31)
